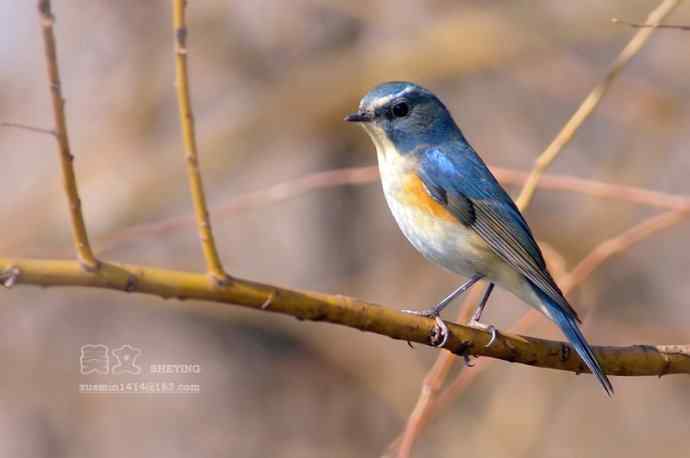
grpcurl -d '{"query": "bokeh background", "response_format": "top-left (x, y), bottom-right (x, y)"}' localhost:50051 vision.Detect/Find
top-left (1, 1), bottom-right (689, 457)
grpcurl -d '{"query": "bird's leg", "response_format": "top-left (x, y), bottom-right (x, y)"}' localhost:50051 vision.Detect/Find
top-left (403, 274), bottom-right (484, 318)
top-left (468, 282), bottom-right (498, 347)
top-left (402, 274), bottom-right (484, 347)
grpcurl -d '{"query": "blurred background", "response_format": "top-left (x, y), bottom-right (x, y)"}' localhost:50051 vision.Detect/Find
top-left (1, 1), bottom-right (689, 456)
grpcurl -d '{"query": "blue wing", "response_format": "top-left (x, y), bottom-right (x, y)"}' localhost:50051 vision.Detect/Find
top-left (418, 145), bottom-right (579, 322)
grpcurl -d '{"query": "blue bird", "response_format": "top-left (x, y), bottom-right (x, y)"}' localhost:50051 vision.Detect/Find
top-left (346, 81), bottom-right (613, 396)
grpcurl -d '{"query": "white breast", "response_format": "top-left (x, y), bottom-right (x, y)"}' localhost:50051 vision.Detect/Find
top-left (375, 142), bottom-right (490, 278)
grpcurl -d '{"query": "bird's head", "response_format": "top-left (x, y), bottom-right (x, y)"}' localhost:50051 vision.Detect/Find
top-left (345, 81), bottom-right (462, 154)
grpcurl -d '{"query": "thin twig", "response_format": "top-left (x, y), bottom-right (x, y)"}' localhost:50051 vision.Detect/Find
top-left (0, 121), bottom-right (56, 137)
top-left (401, 207), bottom-right (690, 450)
top-left (171, 0), bottom-right (228, 285)
top-left (495, 167), bottom-right (689, 210)
top-left (560, 209), bottom-right (690, 292)
top-left (393, 288), bottom-right (484, 458)
top-left (96, 165), bottom-right (689, 255)
top-left (37, 0), bottom-right (98, 271)
top-left (612, 17), bottom-right (690, 31)
top-left (514, 0), bottom-right (681, 209)
top-left (393, 241), bottom-right (570, 458)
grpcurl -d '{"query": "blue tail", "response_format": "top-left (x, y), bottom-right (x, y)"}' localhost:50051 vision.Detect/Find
top-left (533, 285), bottom-right (614, 397)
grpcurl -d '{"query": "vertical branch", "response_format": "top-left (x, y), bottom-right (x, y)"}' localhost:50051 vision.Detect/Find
top-left (514, 0), bottom-right (681, 209)
top-left (37, 0), bottom-right (98, 271)
top-left (172, 0), bottom-right (229, 285)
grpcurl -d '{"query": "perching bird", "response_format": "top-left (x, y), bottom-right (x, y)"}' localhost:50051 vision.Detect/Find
top-left (345, 81), bottom-right (613, 396)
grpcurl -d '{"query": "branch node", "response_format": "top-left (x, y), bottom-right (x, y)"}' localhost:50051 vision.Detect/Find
top-left (79, 258), bottom-right (100, 273)
top-left (452, 339), bottom-right (473, 358)
top-left (38, 0), bottom-right (54, 24)
top-left (210, 272), bottom-right (232, 288)
top-left (560, 343), bottom-right (572, 362)
top-left (0, 266), bottom-right (21, 288)
top-left (260, 290), bottom-right (276, 310)
top-left (175, 27), bottom-right (188, 55)
top-left (125, 274), bottom-right (138, 292)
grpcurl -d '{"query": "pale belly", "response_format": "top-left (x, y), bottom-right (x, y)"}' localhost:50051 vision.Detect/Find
top-left (376, 148), bottom-right (492, 278)
top-left (372, 136), bottom-right (548, 314)
top-left (382, 183), bottom-right (549, 314)
top-left (384, 190), bottom-right (487, 277)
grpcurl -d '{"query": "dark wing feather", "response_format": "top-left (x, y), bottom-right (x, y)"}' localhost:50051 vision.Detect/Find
top-left (419, 175), bottom-right (476, 226)
top-left (418, 146), bottom-right (580, 322)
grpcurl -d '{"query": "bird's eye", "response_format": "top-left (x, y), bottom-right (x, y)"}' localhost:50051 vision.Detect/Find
top-left (391, 101), bottom-right (410, 118)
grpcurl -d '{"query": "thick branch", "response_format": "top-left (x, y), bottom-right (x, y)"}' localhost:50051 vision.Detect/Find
top-left (37, 0), bottom-right (98, 271)
top-left (171, 0), bottom-right (228, 285)
top-left (1, 257), bottom-right (688, 377)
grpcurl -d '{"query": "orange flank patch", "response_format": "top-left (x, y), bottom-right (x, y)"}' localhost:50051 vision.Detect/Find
top-left (397, 173), bottom-right (457, 223)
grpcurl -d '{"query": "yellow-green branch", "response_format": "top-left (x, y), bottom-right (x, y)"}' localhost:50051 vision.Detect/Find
top-left (37, 0), bottom-right (98, 271)
top-left (172, 0), bottom-right (228, 285)
top-left (1, 257), bottom-right (688, 378)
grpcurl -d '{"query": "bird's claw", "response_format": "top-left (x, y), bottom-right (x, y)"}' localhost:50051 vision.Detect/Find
top-left (430, 316), bottom-right (449, 347)
top-left (402, 308), bottom-right (449, 347)
top-left (469, 320), bottom-right (498, 347)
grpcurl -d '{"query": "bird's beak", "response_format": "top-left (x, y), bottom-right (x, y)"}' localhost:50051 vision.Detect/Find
top-left (344, 110), bottom-right (373, 123)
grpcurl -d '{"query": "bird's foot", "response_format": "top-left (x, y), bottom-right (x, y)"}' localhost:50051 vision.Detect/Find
top-left (468, 320), bottom-right (497, 347)
top-left (402, 308), bottom-right (449, 348)
top-left (430, 316), bottom-right (449, 347)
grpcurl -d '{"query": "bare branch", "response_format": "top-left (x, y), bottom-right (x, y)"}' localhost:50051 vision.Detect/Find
top-left (37, 0), bottom-right (98, 271)
top-left (1, 256), bottom-right (688, 379)
top-left (398, 208), bottom-right (690, 454)
top-left (96, 165), bottom-right (690, 255)
top-left (612, 17), bottom-right (690, 31)
top-left (0, 121), bottom-right (55, 137)
top-left (171, 0), bottom-right (228, 285)
top-left (514, 0), bottom-right (682, 210)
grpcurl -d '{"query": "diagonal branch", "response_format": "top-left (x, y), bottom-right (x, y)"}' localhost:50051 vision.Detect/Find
top-left (514, 0), bottom-right (682, 209)
top-left (171, 0), bottom-right (228, 285)
top-left (0, 256), bottom-right (688, 377)
top-left (396, 1), bottom-right (682, 455)
top-left (0, 121), bottom-right (56, 137)
top-left (37, 0), bottom-right (98, 271)
top-left (395, 207), bottom-right (690, 456)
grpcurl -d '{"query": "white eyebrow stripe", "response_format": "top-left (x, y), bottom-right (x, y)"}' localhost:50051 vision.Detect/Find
top-left (370, 86), bottom-right (415, 110)
top-left (396, 86), bottom-right (415, 97)
top-left (370, 94), bottom-right (396, 110)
